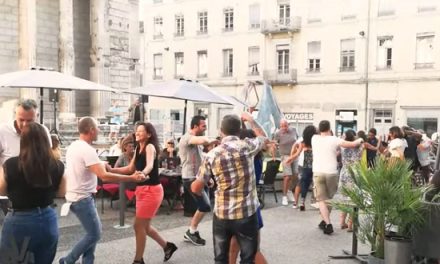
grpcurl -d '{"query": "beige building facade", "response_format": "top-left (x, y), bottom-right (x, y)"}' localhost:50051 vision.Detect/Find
top-left (141, 0), bottom-right (440, 138)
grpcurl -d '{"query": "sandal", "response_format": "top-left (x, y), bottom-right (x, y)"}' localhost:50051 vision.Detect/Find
top-left (164, 242), bottom-right (178, 262)
top-left (132, 258), bottom-right (145, 264)
top-left (340, 223), bottom-right (348, 229)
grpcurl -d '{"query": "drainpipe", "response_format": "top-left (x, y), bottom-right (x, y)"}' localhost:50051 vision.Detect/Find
top-left (364, 0), bottom-right (371, 130)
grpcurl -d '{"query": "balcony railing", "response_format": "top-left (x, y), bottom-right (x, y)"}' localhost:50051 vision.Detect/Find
top-left (263, 69), bottom-right (297, 84)
top-left (414, 62), bottom-right (434, 69)
top-left (261, 17), bottom-right (301, 35)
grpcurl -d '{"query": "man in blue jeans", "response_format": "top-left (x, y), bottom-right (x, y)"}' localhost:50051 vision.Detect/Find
top-left (192, 113), bottom-right (267, 263)
top-left (59, 117), bottom-right (144, 264)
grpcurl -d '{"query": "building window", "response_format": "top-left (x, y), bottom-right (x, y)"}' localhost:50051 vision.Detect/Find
top-left (153, 17), bottom-right (163, 39)
top-left (249, 4), bottom-right (260, 29)
top-left (307, 41), bottom-right (321, 72)
top-left (341, 0), bottom-right (359, 20)
top-left (222, 49), bottom-right (233, 77)
top-left (279, 4), bottom-right (290, 26)
top-left (198, 11), bottom-right (208, 34)
top-left (175, 52), bottom-right (184, 78)
top-left (415, 33), bottom-right (434, 69)
top-left (277, 45), bottom-right (290, 74)
top-left (340, 39), bottom-right (355, 72)
top-left (407, 117), bottom-right (438, 137)
top-left (378, 0), bottom-right (396, 16)
top-left (197, 50), bottom-right (208, 78)
top-left (307, 0), bottom-right (322, 24)
top-left (153, 53), bottom-right (163, 80)
top-left (418, 0), bottom-right (437, 12)
top-left (377, 36), bottom-right (393, 70)
top-left (373, 109), bottom-right (393, 138)
top-left (224, 8), bottom-right (234, 32)
top-left (175, 14), bottom-right (184, 37)
top-left (248, 46), bottom-right (260, 76)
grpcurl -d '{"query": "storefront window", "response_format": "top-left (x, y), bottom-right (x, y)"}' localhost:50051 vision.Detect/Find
top-left (407, 117), bottom-right (437, 137)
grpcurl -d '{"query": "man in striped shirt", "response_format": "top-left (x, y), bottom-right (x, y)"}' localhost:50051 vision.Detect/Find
top-left (192, 112), bottom-right (267, 264)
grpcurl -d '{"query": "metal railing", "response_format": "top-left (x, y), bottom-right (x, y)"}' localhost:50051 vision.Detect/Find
top-left (263, 69), bottom-right (297, 84)
top-left (261, 17), bottom-right (301, 34)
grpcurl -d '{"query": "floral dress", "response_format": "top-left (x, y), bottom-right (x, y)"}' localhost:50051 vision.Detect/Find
top-left (339, 145), bottom-right (363, 200)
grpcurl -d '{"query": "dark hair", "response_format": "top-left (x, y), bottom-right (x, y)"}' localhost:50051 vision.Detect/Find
top-left (318, 120), bottom-right (331, 133)
top-left (357, 130), bottom-right (367, 141)
top-left (190, 115), bottom-right (206, 129)
top-left (19, 123), bottom-right (55, 187)
top-left (239, 129), bottom-right (256, 139)
top-left (344, 129), bottom-right (356, 142)
top-left (240, 129), bottom-right (262, 160)
top-left (389, 126), bottom-right (403, 139)
top-left (369, 128), bottom-right (377, 136)
top-left (431, 170), bottom-right (440, 189)
top-left (221, 115), bottom-right (241, 136)
top-left (302, 125), bottom-right (317, 148)
top-left (17, 99), bottom-right (38, 111)
top-left (136, 122), bottom-right (160, 156)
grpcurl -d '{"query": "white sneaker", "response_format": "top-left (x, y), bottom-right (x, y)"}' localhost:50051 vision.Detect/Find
top-left (310, 202), bottom-right (319, 209)
top-left (287, 191), bottom-right (294, 202)
top-left (292, 202), bottom-right (298, 209)
top-left (282, 196), bottom-right (288, 206)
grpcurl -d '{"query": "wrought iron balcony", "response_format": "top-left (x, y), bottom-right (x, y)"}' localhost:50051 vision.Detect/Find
top-left (261, 17), bottom-right (301, 35)
top-left (263, 69), bottom-right (297, 85)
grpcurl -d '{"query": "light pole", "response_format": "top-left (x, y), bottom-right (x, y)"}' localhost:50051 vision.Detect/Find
top-left (363, 0), bottom-right (372, 130)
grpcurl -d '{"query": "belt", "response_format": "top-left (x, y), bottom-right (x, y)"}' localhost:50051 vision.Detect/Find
top-left (8, 205), bottom-right (50, 212)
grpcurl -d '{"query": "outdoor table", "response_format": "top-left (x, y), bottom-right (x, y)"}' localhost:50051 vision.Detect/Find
top-left (159, 169), bottom-right (182, 214)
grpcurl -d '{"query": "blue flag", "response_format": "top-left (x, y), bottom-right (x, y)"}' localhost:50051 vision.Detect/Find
top-left (255, 82), bottom-right (282, 138)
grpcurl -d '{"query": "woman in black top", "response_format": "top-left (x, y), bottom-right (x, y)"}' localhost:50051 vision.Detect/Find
top-left (110, 122), bottom-right (177, 264)
top-left (0, 122), bottom-right (65, 264)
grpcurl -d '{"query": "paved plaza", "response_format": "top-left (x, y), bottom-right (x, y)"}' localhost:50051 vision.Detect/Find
top-left (1, 194), bottom-right (369, 264)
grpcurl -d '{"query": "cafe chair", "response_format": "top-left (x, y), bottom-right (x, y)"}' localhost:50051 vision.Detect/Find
top-left (257, 159), bottom-right (280, 208)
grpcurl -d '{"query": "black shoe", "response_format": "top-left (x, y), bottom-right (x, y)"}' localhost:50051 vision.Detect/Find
top-left (184, 229), bottom-right (206, 246)
top-left (164, 242), bottom-right (178, 262)
top-left (132, 258), bottom-right (145, 264)
top-left (318, 220), bottom-right (326, 230)
top-left (323, 224), bottom-right (334, 235)
top-left (299, 204), bottom-right (305, 211)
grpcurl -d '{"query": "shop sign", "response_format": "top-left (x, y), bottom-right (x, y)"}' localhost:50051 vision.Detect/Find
top-left (283, 112), bottom-right (314, 121)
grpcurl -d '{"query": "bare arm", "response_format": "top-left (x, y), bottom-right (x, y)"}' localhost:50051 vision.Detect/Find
top-left (0, 166), bottom-right (6, 196)
top-left (110, 152), bottom-right (136, 175)
top-left (56, 175), bottom-right (66, 197)
top-left (188, 136), bottom-right (211, 145)
top-left (89, 162), bottom-right (143, 183)
top-left (142, 144), bottom-right (156, 176)
top-left (191, 178), bottom-right (205, 195)
top-left (339, 138), bottom-right (363, 148)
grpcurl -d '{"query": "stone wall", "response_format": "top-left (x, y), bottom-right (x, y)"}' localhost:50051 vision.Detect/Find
top-left (0, 0), bottom-right (19, 101)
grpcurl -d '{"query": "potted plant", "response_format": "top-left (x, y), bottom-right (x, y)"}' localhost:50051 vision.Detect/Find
top-left (334, 157), bottom-right (426, 264)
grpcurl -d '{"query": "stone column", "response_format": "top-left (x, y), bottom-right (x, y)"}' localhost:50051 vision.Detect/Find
top-left (18, 0), bottom-right (37, 100)
top-left (59, 0), bottom-right (76, 118)
top-left (90, 0), bottom-right (111, 118)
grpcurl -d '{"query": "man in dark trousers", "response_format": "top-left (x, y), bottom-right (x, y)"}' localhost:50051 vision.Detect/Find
top-left (128, 97), bottom-right (145, 125)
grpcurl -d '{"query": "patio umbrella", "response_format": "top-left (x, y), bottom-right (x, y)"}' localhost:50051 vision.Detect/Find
top-left (0, 69), bottom-right (118, 124)
top-left (127, 79), bottom-right (233, 134)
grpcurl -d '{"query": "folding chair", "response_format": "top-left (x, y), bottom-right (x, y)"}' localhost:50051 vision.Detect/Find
top-left (257, 159), bottom-right (280, 207)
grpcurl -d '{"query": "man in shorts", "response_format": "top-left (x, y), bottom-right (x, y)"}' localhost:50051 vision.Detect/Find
top-left (272, 119), bottom-right (298, 206)
top-left (312, 120), bottom-right (363, 235)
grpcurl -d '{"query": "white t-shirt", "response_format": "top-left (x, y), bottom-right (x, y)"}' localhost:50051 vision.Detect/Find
top-left (388, 138), bottom-right (406, 158)
top-left (65, 140), bottom-right (102, 202)
top-left (0, 121), bottom-right (51, 200)
top-left (312, 135), bottom-right (343, 175)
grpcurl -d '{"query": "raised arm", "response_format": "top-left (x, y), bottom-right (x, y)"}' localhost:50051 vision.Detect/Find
top-left (339, 138), bottom-right (363, 148)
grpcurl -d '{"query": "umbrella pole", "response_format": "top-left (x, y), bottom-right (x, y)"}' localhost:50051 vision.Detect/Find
top-left (182, 100), bottom-right (188, 134)
top-left (40, 88), bottom-right (44, 124)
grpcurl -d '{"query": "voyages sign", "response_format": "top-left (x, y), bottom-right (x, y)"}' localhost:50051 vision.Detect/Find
top-left (283, 112), bottom-right (314, 121)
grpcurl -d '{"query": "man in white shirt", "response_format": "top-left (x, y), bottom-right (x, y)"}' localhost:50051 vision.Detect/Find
top-left (0, 99), bottom-right (50, 215)
top-left (312, 120), bottom-right (363, 235)
top-left (59, 117), bottom-right (144, 264)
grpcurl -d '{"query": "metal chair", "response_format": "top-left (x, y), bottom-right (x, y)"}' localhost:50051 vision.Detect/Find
top-left (257, 159), bottom-right (280, 208)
